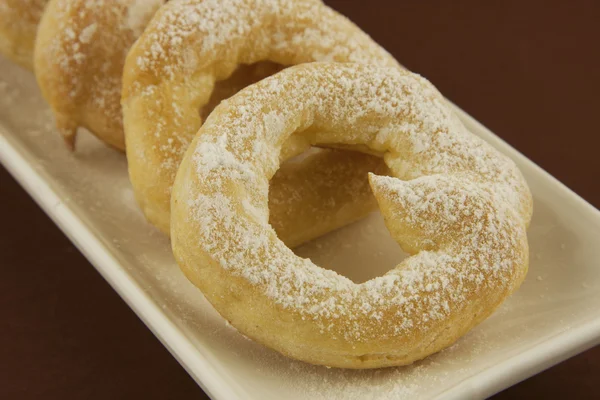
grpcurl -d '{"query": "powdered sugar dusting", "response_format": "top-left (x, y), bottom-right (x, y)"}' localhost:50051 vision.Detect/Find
top-left (2, 53), bottom-right (597, 396)
top-left (78, 23), bottom-right (97, 44)
top-left (123, 0), bottom-right (401, 227)
top-left (177, 63), bottom-right (532, 346)
top-left (132, 0), bottom-right (398, 76)
top-left (36, 0), bottom-right (164, 145)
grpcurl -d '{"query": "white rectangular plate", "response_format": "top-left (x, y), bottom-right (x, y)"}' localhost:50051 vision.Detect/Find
top-left (1, 57), bottom-right (599, 400)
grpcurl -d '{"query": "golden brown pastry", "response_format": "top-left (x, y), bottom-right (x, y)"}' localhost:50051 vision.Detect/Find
top-left (170, 63), bottom-right (533, 369)
top-left (0, 0), bottom-right (48, 69)
top-left (34, 0), bottom-right (165, 150)
top-left (122, 0), bottom-right (400, 236)
top-left (268, 149), bottom-right (388, 248)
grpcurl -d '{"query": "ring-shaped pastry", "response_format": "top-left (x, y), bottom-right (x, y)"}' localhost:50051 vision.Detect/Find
top-left (171, 63), bottom-right (533, 369)
top-left (122, 0), bottom-right (400, 236)
top-left (34, 0), bottom-right (165, 150)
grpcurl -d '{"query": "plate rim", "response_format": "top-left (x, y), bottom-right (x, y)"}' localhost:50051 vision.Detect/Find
top-left (0, 132), bottom-right (245, 400)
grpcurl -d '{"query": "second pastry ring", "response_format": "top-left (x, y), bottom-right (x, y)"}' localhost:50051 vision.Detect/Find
top-left (122, 0), bottom-right (400, 234)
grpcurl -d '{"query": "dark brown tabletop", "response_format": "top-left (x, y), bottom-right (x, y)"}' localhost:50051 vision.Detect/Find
top-left (1, 0), bottom-right (599, 398)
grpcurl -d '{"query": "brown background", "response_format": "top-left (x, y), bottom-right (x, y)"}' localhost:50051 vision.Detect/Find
top-left (1, 0), bottom-right (599, 398)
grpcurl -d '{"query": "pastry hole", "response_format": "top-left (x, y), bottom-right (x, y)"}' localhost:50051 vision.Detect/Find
top-left (199, 61), bottom-right (286, 121)
top-left (293, 212), bottom-right (409, 284)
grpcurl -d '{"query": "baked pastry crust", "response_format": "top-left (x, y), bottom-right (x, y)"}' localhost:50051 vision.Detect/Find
top-left (171, 63), bottom-right (533, 369)
top-left (34, 0), bottom-right (164, 150)
top-left (122, 0), bottom-right (400, 236)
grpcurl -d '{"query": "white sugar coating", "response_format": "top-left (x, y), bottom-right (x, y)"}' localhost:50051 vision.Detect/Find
top-left (178, 63), bottom-right (532, 344)
top-left (3, 53), bottom-right (595, 388)
top-left (78, 22), bottom-right (97, 44)
top-left (123, 0), bottom-right (400, 185)
top-left (36, 0), bottom-right (164, 136)
top-left (134, 0), bottom-right (397, 75)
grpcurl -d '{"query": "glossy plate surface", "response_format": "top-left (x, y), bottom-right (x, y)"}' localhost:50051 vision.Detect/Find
top-left (1, 58), bottom-right (599, 399)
